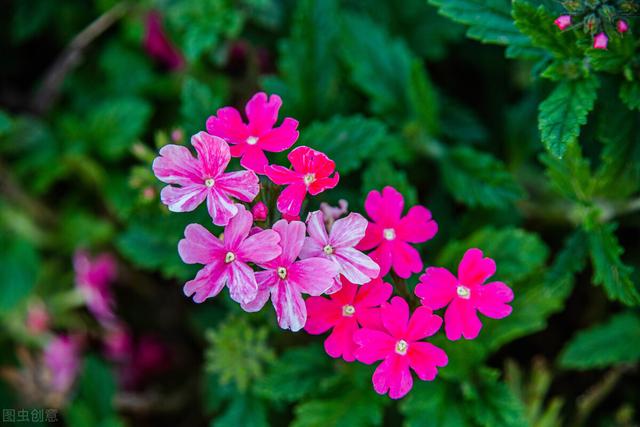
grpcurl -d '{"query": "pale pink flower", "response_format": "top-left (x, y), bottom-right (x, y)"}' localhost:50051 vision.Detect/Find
top-left (252, 201), bottom-right (268, 221)
top-left (320, 199), bottom-right (349, 226)
top-left (143, 11), bottom-right (184, 70)
top-left (617, 20), bottom-right (629, 34)
top-left (305, 277), bottom-right (392, 361)
top-left (264, 146), bottom-right (340, 217)
top-left (241, 220), bottom-right (339, 331)
top-left (415, 248), bottom-right (514, 341)
top-left (357, 186), bottom-right (437, 279)
top-left (43, 335), bottom-right (82, 393)
top-left (26, 302), bottom-right (49, 335)
top-left (74, 250), bottom-right (117, 325)
top-left (554, 15), bottom-right (571, 31)
top-left (179, 204), bottom-right (282, 304)
top-left (354, 297), bottom-right (447, 399)
top-left (594, 32), bottom-right (608, 49)
top-left (153, 131), bottom-right (260, 226)
top-left (300, 211), bottom-right (379, 293)
top-left (206, 92), bottom-right (299, 173)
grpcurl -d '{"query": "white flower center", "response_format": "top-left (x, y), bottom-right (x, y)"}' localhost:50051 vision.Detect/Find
top-left (323, 245), bottom-right (334, 255)
top-left (342, 304), bottom-right (355, 317)
top-left (303, 173), bottom-right (316, 186)
top-left (383, 228), bottom-right (396, 241)
top-left (456, 285), bottom-right (471, 299)
top-left (205, 178), bottom-right (215, 188)
top-left (277, 267), bottom-right (287, 280)
top-left (246, 136), bottom-right (259, 146)
top-left (395, 339), bottom-right (409, 355)
top-left (225, 252), bottom-right (236, 263)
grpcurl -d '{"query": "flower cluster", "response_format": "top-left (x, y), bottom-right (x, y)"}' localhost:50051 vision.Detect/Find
top-left (554, 0), bottom-right (636, 49)
top-left (154, 92), bottom-right (515, 399)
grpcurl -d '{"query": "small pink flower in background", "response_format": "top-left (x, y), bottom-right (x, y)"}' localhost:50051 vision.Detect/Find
top-left (153, 131), bottom-right (260, 226)
top-left (305, 277), bottom-right (392, 361)
top-left (617, 20), bottom-right (629, 34)
top-left (103, 324), bottom-right (134, 363)
top-left (252, 201), bottom-right (268, 221)
top-left (554, 15), bottom-right (571, 31)
top-left (206, 93), bottom-right (299, 173)
top-left (26, 301), bottom-right (49, 335)
top-left (415, 248), bottom-right (514, 341)
top-left (74, 250), bottom-right (117, 325)
top-left (593, 32), bottom-right (608, 49)
top-left (143, 11), bottom-right (184, 71)
top-left (241, 220), bottom-right (339, 331)
top-left (171, 128), bottom-right (184, 143)
top-left (179, 204), bottom-right (282, 304)
top-left (43, 335), bottom-right (82, 393)
top-left (300, 211), bottom-right (379, 293)
top-left (354, 297), bottom-right (447, 399)
top-left (120, 335), bottom-right (171, 390)
top-left (320, 199), bottom-right (349, 226)
top-left (357, 186), bottom-right (438, 279)
top-left (265, 146), bottom-right (340, 217)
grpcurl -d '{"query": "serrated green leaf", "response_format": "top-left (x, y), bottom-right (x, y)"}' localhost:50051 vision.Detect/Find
top-left (441, 145), bottom-right (523, 209)
top-left (361, 160), bottom-right (418, 207)
top-left (181, 77), bottom-right (225, 136)
top-left (541, 142), bottom-right (593, 202)
top-left (560, 311), bottom-right (640, 369)
top-left (212, 394), bottom-right (269, 427)
top-left (291, 391), bottom-right (385, 427)
top-left (620, 81), bottom-right (640, 111)
top-left (464, 370), bottom-right (528, 427)
top-left (408, 60), bottom-right (440, 136)
top-left (400, 379), bottom-right (471, 427)
top-left (538, 77), bottom-right (599, 157)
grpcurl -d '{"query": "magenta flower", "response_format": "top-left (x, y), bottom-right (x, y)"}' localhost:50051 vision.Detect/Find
top-left (300, 211), bottom-right (379, 293)
top-left (593, 32), bottom-right (608, 49)
top-left (554, 15), bottom-right (571, 31)
top-left (354, 297), bottom-right (447, 399)
top-left (252, 201), bottom-right (268, 222)
top-left (415, 248), bottom-right (514, 341)
top-left (143, 11), bottom-right (184, 71)
top-left (356, 186), bottom-right (437, 279)
top-left (617, 20), bottom-right (629, 34)
top-left (74, 250), bottom-right (117, 326)
top-left (179, 205), bottom-right (282, 304)
top-left (206, 92), bottom-right (299, 173)
top-left (43, 335), bottom-right (82, 393)
top-left (241, 220), bottom-right (339, 331)
top-left (265, 146), bottom-right (340, 217)
top-left (153, 131), bottom-right (260, 226)
top-left (103, 323), bottom-right (134, 363)
top-left (305, 277), bottom-right (392, 361)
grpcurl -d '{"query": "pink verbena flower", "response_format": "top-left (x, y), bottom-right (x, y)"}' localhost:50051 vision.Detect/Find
top-left (241, 220), bottom-right (339, 331)
top-left (44, 335), bottom-right (82, 393)
top-left (264, 146), bottom-right (340, 217)
top-left (206, 92), bottom-right (299, 173)
top-left (179, 204), bottom-right (282, 304)
top-left (103, 323), bottom-right (134, 363)
top-left (617, 20), bottom-right (629, 34)
top-left (356, 186), bottom-right (437, 279)
top-left (593, 32), bottom-right (608, 49)
top-left (554, 15), bottom-right (571, 30)
top-left (415, 248), bottom-right (514, 341)
top-left (74, 250), bottom-right (117, 326)
top-left (354, 297), bottom-right (447, 399)
top-left (252, 201), bottom-right (268, 221)
top-left (153, 131), bottom-right (260, 226)
top-left (305, 277), bottom-right (392, 361)
top-left (320, 199), bottom-right (348, 228)
top-left (300, 210), bottom-right (379, 293)
top-left (143, 11), bottom-right (184, 71)
top-left (26, 301), bottom-right (50, 335)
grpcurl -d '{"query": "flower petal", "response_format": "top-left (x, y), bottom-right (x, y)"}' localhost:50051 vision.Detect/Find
top-left (178, 223), bottom-right (223, 264)
top-left (221, 204), bottom-right (251, 249)
top-left (304, 296), bottom-right (341, 334)
top-left (246, 92), bottom-right (281, 135)
top-left (354, 278), bottom-right (393, 308)
top-left (272, 279), bottom-right (307, 331)
top-left (334, 247), bottom-right (380, 284)
top-left (191, 132), bottom-right (231, 179)
top-left (160, 184), bottom-right (207, 212)
top-left (272, 219), bottom-right (306, 265)
top-left (206, 189), bottom-right (238, 226)
top-left (458, 248), bottom-right (496, 287)
top-left (152, 144), bottom-right (201, 185)
top-left (364, 186), bottom-right (404, 226)
top-left (183, 261), bottom-right (228, 303)
top-left (408, 342), bottom-right (448, 381)
top-left (406, 307), bottom-right (443, 341)
top-left (305, 211), bottom-right (330, 245)
top-left (324, 318), bottom-right (359, 362)
top-left (329, 277), bottom-right (359, 305)
top-left (264, 165), bottom-right (300, 185)
top-left (227, 261), bottom-right (258, 304)
top-left (356, 222), bottom-right (383, 251)
top-left (381, 297), bottom-right (410, 338)
top-left (391, 240), bottom-right (423, 279)
top-left (238, 229), bottom-right (282, 264)
top-left (368, 242), bottom-right (393, 278)
top-left (257, 117), bottom-right (299, 152)
top-left (396, 206), bottom-right (438, 243)
top-left (216, 170), bottom-right (260, 202)
top-left (239, 146), bottom-right (269, 174)
top-left (372, 355), bottom-right (413, 399)
top-left (475, 281), bottom-right (513, 319)
top-left (444, 298), bottom-right (482, 340)
top-left (415, 267), bottom-right (457, 310)
top-left (308, 173), bottom-right (339, 196)
top-left (299, 236), bottom-right (324, 260)
top-left (330, 212), bottom-right (368, 248)
top-left (353, 328), bottom-right (395, 364)
top-left (275, 183), bottom-right (307, 217)
top-left (289, 257), bottom-right (339, 296)
top-left (241, 270), bottom-right (276, 312)
top-left (206, 107), bottom-right (249, 143)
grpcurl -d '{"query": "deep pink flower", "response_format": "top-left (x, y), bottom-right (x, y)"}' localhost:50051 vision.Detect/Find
top-left (594, 32), bottom-right (608, 49)
top-left (415, 248), bottom-right (514, 341)
top-left (554, 15), bottom-right (571, 31)
top-left (264, 146), bottom-right (340, 217)
top-left (143, 11), bottom-right (184, 70)
top-left (74, 250), bottom-right (117, 325)
top-left (26, 301), bottom-right (49, 335)
top-left (241, 220), bottom-right (339, 331)
top-left (153, 131), bottom-right (260, 226)
top-left (356, 186), bottom-right (437, 279)
top-left (252, 201), bottom-right (268, 221)
top-left (103, 323), bottom-right (134, 363)
top-left (206, 93), bottom-right (299, 173)
top-left (617, 20), bottom-right (629, 34)
top-left (305, 277), bottom-right (392, 361)
top-left (43, 335), bottom-right (82, 393)
top-left (300, 211), bottom-right (379, 293)
top-left (354, 297), bottom-right (447, 399)
top-left (179, 204), bottom-right (282, 304)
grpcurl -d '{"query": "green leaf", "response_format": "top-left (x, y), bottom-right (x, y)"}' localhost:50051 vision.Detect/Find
top-left (181, 77), bottom-right (225, 136)
top-left (0, 232), bottom-right (40, 314)
top-left (361, 160), bottom-right (418, 207)
top-left (441, 145), bottom-right (524, 209)
top-left (400, 380), bottom-right (471, 427)
top-left (538, 77), bottom-right (599, 158)
top-left (301, 116), bottom-right (388, 174)
top-left (0, 110), bottom-right (12, 137)
top-left (620, 81), bottom-right (640, 111)
top-left (584, 220), bottom-right (640, 306)
top-left (541, 142), bottom-right (593, 202)
top-left (464, 370), bottom-right (528, 427)
top-left (560, 311), bottom-right (640, 369)
top-left (212, 394), bottom-right (269, 427)
top-left (291, 391), bottom-right (385, 427)
top-left (408, 59), bottom-right (440, 136)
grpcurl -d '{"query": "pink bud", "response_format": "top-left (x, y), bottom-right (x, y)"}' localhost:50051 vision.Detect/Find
top-left (554, 15), bottom-right (572, 31)
top-left (617, 20), bottom-right (629, 34)
top-left (252, 202), bottom-right (268, 221)
top-left (171, 128), bottom-right (184, 142)
top-left (26, 302), bottom-right (49, 335)
top-left (593, 32), bottom-right (609, 49)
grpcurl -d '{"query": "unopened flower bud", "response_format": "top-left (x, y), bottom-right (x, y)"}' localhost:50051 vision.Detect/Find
top-left (584, 14), bottom-right (598, 34)
top-left (617, 20), bottom-right (629, 34)
top-left (554, 15), bottom-right (572, 30)
top-left (593, 32), bottom-right (608, 49)
top-left (252, 202), bottom-right (268, 222)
